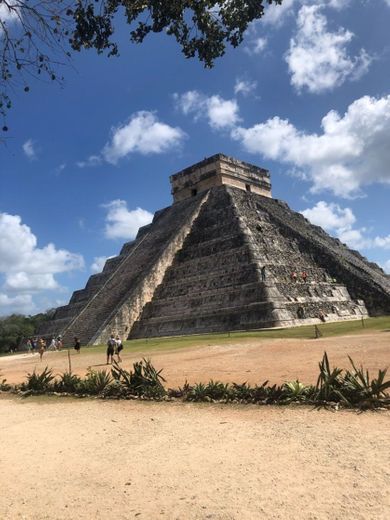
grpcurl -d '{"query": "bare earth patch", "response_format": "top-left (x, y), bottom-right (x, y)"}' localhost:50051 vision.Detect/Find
top-left (0, 395), bottom-right (389, 519)
top-left (1, 331), bottom-right (389, 387)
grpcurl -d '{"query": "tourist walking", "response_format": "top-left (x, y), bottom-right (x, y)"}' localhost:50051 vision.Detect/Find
top-left (115, 335), bottom-right (123, 363)
top-left (261, 265), bottom-right (266, 282)
top-left (56, 336), bottom-right (63, 351)
top-left (106, 334), bottom-right (116, 364)
top-left (26, 339), bottom-right (32, 354)
top-left (49, 337), bottom-right (57, 351)
top-left (38, 339), bottom-right (45, 361)
top-left (73, 337), bottom-right (81, 354)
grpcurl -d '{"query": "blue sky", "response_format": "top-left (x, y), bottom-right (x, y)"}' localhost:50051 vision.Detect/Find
top-left (1, 0), bottom-right (390, 316)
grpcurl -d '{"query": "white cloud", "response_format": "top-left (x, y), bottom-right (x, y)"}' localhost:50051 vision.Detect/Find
top-left (301, 201), bottom-right (390, 251)
top-left (4, 273), bottom-right (59, 292)
top-left (22, 139), bottom-right (37, 159)
top-left (262, 0), bottom-right (296, 27)
top-left (0, 293), bottom-right (33, 315)
top-left (383, 260), bottom-right (390, 274)
top-left (77, 155), bottom-right (102, 168)
top-left (174, 91), bottom-right (240, 129)
top-left (234, 79), bottom-right (257, 97)
top-left (232, 94), bottom-right (390, 197)
top-left (301, 201), bottom-right (355, 231)
top-left (102, 200), bottom-right (153, 240)
top-left (244, 37), bottom-right (268, 55)
top-left (0, 214), bottom-right (84, 275)
top-left (0, 213), bottom-right (84, 315)
top-left (285, 5), bottom-right (371, 93)
top-left (90, 256), bottom-right (114, 273)
top-left (103, 111), bottom-right (185, 164)
top-left (373, 236), bottom-right (390, 249)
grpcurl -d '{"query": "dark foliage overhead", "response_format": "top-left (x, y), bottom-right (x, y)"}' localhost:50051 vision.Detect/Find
top-left (0, 1), bottom-right (282, 123)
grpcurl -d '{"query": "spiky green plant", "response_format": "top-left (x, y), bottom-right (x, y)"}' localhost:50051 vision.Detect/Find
top-left (54, 372), bottom-right (82, 394)
top-left (0, 372), bottom-right (11, 392)
top-left (342, 357), bottom-right (390, 408)
top-left (186, 382), bottom-right (208, 401)
top-left (79, 369), bottom-right (113, 395)
top-left (111, 358), bottom-right (166, 397)
top-left (21, 367), bottom-right (55, 393)
top-left (251, 381), bottom-right (270, 402)
top-left (205, 380), bottom-right (230, 400)
top-left (264, 383), bottom-right (286, 403)
top-left (231, 382), bottom-right (253, 401)
top-left (283, 380), bottom-right (309, 401)
top-left (168, 380), bottom-right (193, 398)
top-left (315, 352), bottom-right (345, 403)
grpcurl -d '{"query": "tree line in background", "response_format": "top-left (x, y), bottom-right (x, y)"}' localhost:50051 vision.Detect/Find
top-left (0, 311), bottom-right (54, 352)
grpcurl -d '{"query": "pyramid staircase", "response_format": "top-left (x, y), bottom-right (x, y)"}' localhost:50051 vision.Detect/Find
top-left (39, 155), bottom-right (390, 345)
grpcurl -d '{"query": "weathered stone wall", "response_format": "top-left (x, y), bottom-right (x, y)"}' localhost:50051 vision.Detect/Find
top-left (39, 194), bottom-right (209, 344)
top-left (170, 153), bottom-right (271, 202)
top-left (40, 180), bottom-right (389, 343)
top-left (130, 186), bottom-right (374, 338)
top-left (243, 192), bottom-right (390, 315)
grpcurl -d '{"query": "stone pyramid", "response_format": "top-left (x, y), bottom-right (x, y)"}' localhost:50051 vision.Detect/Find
top-left (40, 154), bottom-right (390, 345)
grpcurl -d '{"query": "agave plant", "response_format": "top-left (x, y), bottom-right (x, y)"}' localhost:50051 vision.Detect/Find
top-left (205, 380), bottom-right (230, 400)
top-left (231, 382), bottom-right (253, 401)
top-left (111, 358), bottom-right (166, 397)
top-left (0, 373), bottom-right (11, 392)
top-left (264, 383), bottom-right (286, 403)
top-left (315, 352), bottom-right (345, 403)
top-left (53, 372), bottom-right (82, 394)
top-left (79, 369), bottom-right (113, 395)
top-left (168, 380), bottom-right (193, 398)
top-left (251, 381), bottom-right (270, 402)
top-left (21, 367), bottom-right (55, 393)
top-left (342, 357), bottom-right (390, 408)
top-left (186, 382), bottom-right (208, 401)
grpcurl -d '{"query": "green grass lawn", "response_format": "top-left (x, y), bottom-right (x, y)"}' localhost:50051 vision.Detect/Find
top-left (84, 315), bottom-right (390, 355)
top-left (1, 315), bottom-right (388, 359)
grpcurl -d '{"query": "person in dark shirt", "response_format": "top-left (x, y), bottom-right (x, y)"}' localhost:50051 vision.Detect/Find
top-left (106, 334), bottom-right (116, 364)
top-left (73, 337), bottom-right (81, 354)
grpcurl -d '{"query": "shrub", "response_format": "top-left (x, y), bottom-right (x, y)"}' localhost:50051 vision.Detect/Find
top-left (186, 382), bottom-right (208, 402)
top-left (78, 369), bottom-right (113, 395)
top-left (21, 367), bottom-right (55, 393)
top-left (315, 352), bottom-right (345, 403)
top-left (168, 380), bottom-right (193, 398)
top-left (231, 382), bottom-right (253, 401)
top-left (314, 352), bottom-right (390, 409)
top-left (111, 358), bottom-right (166, 397)
top-left (0, 372), bottom-right (11, 392)
top-left (283, 380), bottom-right (310, 402)
top-left (53, 372), bottom-right (82, 394)
top-left (341, 357), bottom-right (390, 409)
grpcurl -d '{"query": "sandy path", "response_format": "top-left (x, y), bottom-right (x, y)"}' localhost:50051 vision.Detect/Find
top-left (0, 395), bottom-right (389, 520)
top-left (1, 331), bottom-right (389, 387)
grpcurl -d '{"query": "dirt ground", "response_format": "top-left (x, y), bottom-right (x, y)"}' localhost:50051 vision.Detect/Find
top-left (0, 395), bottom-right (389, 520)
top-left (0, 331), bottom-right (389, 387)
top-left (1, 333), bottom-right (389, 519)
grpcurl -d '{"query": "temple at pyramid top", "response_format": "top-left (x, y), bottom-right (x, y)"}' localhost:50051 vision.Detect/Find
top-left (170, 153), bottom-right (272, 202)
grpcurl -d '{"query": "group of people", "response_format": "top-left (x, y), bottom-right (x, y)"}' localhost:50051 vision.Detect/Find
top-left (260, 267), bottom-right (309, 283)
top-left (24, 334), bottom-right (123, 364)
top-left (106, 334), bottom-right (124, 364)
top-left (290, 271), bottom-right (308, 282)
top-left (25, 336), bottom-right (63, 360)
